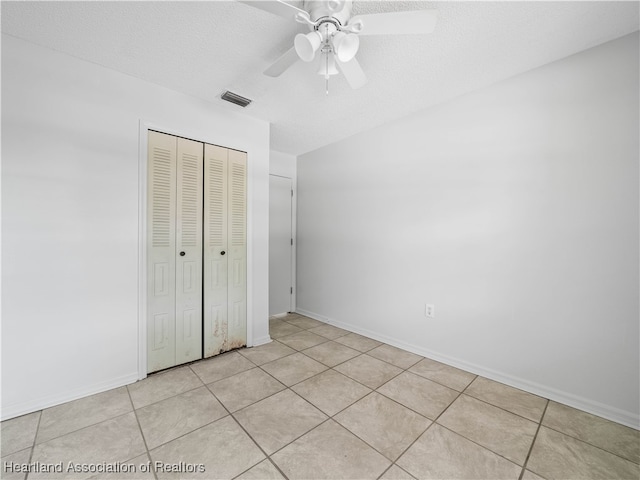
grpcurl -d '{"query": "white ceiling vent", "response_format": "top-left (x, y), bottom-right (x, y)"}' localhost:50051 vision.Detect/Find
top-left (221, 91), bottom-right (252, 108)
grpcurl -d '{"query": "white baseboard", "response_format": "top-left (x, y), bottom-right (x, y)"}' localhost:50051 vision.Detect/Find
top-left (295, 308), bottom-right (330, 323)
top-left (295, 308), bottom-right (639, 430)
top-left (1, 372), bottom-right (140, 421)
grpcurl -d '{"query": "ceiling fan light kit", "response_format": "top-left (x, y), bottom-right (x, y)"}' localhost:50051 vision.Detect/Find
top-left (241, 0), bottom-right (438, 94)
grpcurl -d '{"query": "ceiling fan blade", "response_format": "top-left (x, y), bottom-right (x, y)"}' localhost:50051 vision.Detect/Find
top-left (337, 57), bottom-right (367, 89)
top-left (238, 0), bottom-right (307, 21)
top-left (264, 47), bottom-right (299, 77)
top-left (349, 9), bottom-right (438, 36)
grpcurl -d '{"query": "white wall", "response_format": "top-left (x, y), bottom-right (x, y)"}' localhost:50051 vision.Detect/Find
top-left (1, 34), bottom-right (271, 420)
top-left (296, 32), bottom-right (639, 428)
top-left (270, 150), bottom-right (297, 178)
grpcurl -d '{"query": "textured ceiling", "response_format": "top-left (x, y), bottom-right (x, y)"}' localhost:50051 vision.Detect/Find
top-left (2, 1), bottom-right (638, 155)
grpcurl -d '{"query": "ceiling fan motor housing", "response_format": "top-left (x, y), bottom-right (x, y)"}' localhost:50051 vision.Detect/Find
top-left (305, 0), bottom-right (353, 27)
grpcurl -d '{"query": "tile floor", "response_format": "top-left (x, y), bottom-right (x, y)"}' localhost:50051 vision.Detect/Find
top-left (1, 313), bottom-right (639, 480)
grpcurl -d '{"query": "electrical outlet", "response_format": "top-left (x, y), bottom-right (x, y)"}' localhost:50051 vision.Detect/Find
top-left (425, 304), bottom-right (435, 318)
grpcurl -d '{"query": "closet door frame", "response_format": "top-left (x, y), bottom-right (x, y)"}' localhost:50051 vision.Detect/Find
top-left (137, 121), bottom-right (254, 380)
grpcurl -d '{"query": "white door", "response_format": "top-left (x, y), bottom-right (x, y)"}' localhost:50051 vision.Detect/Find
top-left (148, 132), bottom-right (246, 372)
top-left (147, 131), bottom-right (178, 372)
top-left (203, 145), bottom-right (247, 357)
top-left (174, 137), bottom-right (203, 365)
top-left (269, 175), bottom-right (293, 315)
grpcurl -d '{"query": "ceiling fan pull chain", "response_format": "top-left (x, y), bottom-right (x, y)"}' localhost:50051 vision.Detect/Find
top-left (326, 53), bottom-right (330, 95)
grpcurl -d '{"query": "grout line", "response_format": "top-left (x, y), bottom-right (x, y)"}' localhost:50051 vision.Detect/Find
top-left (128, 365), bottom-right (204, 410)
top-left (24, 408), bottom-right (137, 451)
top-left (456, 391), bottom-right (544, 425)
top-left (203, 388), bottom-right (288, 480)
top-left (519, 399), bottom-right (549, 480)
top-left (382, 387), bottom-right (467, 473)
top-left (539, 423), bottom-right (640, 466)
top-left (327, 389), bottom-right (431, 464)
top-left (125, 387), bottom-right (159, 480)
top-left (23, 410), bottom-right (43, 480)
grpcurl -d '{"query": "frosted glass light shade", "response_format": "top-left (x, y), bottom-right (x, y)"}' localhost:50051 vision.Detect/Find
top-left (295, 31), bottom-right (323, 62)
top-left (317, 52), bottom-right (339, 78)
top-left (332, 32), bottom-right (359, 63)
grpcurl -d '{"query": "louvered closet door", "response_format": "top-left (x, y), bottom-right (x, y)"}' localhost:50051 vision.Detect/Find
top-left (147, 131), bottom-right (178, 372)
top-left (175, 137), bottom-right (203, 364)
top-left (226, 149), bottom-right (247, 349)
top-left (203, 145), bottom-right (228, 356)
top-left (203, 145), bottom-right (247, 356)
top-left (148, 133), bottom-right (203, 372)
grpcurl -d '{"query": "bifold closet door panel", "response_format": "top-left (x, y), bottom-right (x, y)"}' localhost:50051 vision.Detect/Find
top-left (227, 149), bottom-right (247, 349)
top-left (147, 131), bottom-right (178, 372)
top-left (203, 144), bottom-right (229, 357)
top-left (175, 137), bottom-right (204, 364)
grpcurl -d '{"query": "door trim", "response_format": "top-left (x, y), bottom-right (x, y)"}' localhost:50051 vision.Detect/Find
top-left (137, 120), bottom-right (254, 380)
top-left (268, 174), bottom-right (296, 314)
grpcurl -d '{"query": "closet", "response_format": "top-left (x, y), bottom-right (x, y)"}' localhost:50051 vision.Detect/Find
top-left (147, 131), bottom-right (247, 373)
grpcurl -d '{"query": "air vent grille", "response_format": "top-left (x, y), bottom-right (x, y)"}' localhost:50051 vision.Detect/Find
top-left (221, 91), bottom-right (252, 108)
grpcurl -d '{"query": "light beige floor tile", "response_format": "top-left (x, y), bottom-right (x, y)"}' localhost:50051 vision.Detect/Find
top-left (292, 369), bottom-right (371, 416)
top-left (237, 341), bottom-right (295, 366)
top-left (521, 470), bottom-right (545, 480)
top-left (235, 459), bottom-right (284, 480)
top-left (334, 392), bottom-right (431, 461)
top-left (269, 321), bottom-right (304, 339)
top-left (87, 454), bottom-right (155, 479)
top-left (397, 424), bottom-right (521, 480)
top-left (150, 416), bottom-right (265, 479)
top-left (30, 412), bottom-right (146, 480)
top-left (437, 394), bottom-right (538, 465)
top-left (464, 377), bottom-right (547, 422)
top-left (208, 367), bottom-right (285, 412)
top-left (333, 333), bottom-right (382, 352)
top-left (1, 411), bottom-right (40, 456)
top-left (260, 352), bottom-right (327, 386)
top-left (367, 345), bottom-right (422, 370)
top-left (37, 387), bottom-right (132, 444)
top-left (269, 318), bottom-right (284, 328)
top-left (408, 358), bottom-right (476, 391)
top-left (334, 355), bottom-right (402, 389)
top-left (278, 313), bottom-right (302, 322)
top-left (282, 316), bottom-right (325, 330)
top-left (128, 366), bottom-right (203, 409)
top-left (379, 465), bottom-right (416, 480)
top-left (542, 401), bottom-right (640, 464)
top-left (277, 330), bottom-right (328, 350)
top-left (527, 426), bottom-right (639, 480)
top-left (136, 386), bottom-right (227, 449)
top-left (233, 389), bottom-right (327, 455)
top-left (190, 351), bottom-right (255, 384)
top-left (1, 447), bottom-right (31, 480)
top-left (308, 324), bottom-right (350, 340)
top-left (271, 420), bottom-right (391, 479)
top-left (301, 341), bottom-right (360, 367)
top-left (377, 371), bottom-right (459, 420)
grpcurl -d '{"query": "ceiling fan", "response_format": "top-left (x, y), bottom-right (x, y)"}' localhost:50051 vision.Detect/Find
top-left (240, 0), bottom-right (438, 92)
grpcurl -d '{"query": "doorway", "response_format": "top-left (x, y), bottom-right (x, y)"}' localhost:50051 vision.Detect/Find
top-left (269, 175), bottom-right (293, 316)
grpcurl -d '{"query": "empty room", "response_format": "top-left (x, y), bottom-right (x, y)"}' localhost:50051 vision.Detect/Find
top-left (1, 1), bottom-right (638, 479)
